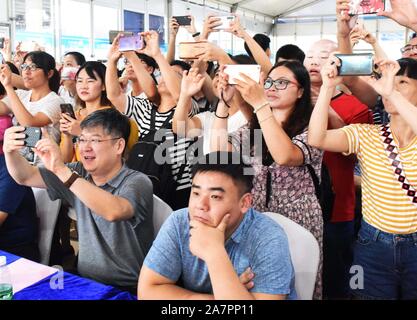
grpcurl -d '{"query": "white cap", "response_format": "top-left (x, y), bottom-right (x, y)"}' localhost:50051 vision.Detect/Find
top-left (0, 256), bottom-right (6, 267)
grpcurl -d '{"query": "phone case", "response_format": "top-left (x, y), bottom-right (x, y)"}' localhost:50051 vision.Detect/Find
top-left (109, 31), bottom-right (133, 44)
top-left (119, 35), bottom-right (143, 52)
top-left (213, 16), bottom-right (235, 30)
top-left (336, 54), bottom-right (374, 76)
top-left (178, 41), bottom-right (206, 59)
top-left (23, 127), bottom-right (42, 148)
top-left (224, 65), bottom-right (261, 85)
top-left (348, 0), bottom-right (385, 15)
top-left (174, 16), bottom-right (191, 26)
top-left (60, 104), bottom-right (76, 119)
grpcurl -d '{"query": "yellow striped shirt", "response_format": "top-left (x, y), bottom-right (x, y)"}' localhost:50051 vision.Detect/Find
top-left (342, 124), bottom-right (417, 234)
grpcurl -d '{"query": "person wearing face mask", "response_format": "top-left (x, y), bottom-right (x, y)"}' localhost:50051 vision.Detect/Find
top-left (308, 56), bottom-right (417, 300)
top-left (0, 51), bottom-right (64, 164)
top-left (58, 52), bottom-right (86, 107)
top-left (211, 60), bottom-right (324, 299)
top-left (59, 61), bottom-right (138, 163)
top-left (304, 39), bottom-right (373, 299)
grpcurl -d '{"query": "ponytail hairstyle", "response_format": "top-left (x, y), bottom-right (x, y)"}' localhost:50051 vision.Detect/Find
top-left (23, 51), bottom-right (60, 93)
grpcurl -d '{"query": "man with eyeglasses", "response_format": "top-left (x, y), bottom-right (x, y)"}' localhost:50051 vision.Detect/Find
top-left (2, 108), bottom-right (154, 294)
top-left (401, 34), bottom-right (417, 60)
top-left (304, 39), bottom-right (373, 300)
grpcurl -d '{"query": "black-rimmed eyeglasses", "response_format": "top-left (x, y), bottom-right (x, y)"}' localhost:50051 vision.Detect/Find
top-left (263, 77), bottom-right (299, 90)
top-left (20, 63), bottom-right (40, 72)
top-left (76, 137), bottom-right (122, 146)
top-left (400, 45), bottom-right (417, 54)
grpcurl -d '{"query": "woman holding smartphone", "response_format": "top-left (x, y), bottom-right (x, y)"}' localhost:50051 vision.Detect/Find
top-left (211, 60), bottom-right (324, 299)
top-left (60, 61), bottom-right (138, 162)
top-left (308, 56), bottom-right (417, 300)
top-left (0, 51), bottom-right (63, 163)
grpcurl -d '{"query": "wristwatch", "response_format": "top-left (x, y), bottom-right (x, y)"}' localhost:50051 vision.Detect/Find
top-left (64, 171), bottom-right (80, 188)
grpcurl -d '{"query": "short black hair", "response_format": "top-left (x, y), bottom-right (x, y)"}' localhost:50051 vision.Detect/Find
top-left (64, 51), bottom-right (86, 66)
top-left (80, 108), bottom-right (130, 151)
top-left (397, 58), bottom-right (417, 80)
top-left (170, 60), bottom-right (191, 71)
top-left (136, 53), bottom-right (158, 71)
top-left (244, 34), bottom-right (271, 58)
top-left (23, 51), bottom-right (61, 93)
top-left (76, 61), bottom-right (112, 108)
top-left (231, 54), bottom-right (256, 65)
top-left (191, 151), bottom-right (254, 196)
top-left (275, 44), bottom-right (306, 64)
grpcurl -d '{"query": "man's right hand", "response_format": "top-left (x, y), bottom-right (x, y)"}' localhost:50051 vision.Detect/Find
top-left (3, 126), bottom-right (26, 154)
top-left (34, 129), bottom-right (68, 176)
top-left (239, 267), bottom-right (255, 290)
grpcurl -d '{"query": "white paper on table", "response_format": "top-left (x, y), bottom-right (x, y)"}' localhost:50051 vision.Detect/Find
top-left (7, 258), bottom-right (58, 293)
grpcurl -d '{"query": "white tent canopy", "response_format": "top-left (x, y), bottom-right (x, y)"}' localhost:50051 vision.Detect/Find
top-left (216, 0), bottom-right (334, 18)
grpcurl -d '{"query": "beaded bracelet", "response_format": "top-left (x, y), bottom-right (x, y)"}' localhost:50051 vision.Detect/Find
top-left (253, 102), bottom-right (269, 114)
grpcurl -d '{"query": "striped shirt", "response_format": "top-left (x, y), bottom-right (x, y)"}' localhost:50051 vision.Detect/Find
top-left (124, 95), bottom-right (197, 191)
top-left (342, 124), bottom-right (417, 234)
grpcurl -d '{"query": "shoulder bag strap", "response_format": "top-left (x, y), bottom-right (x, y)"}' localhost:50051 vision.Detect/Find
top-left (380, 124), bottom-right (417, 206)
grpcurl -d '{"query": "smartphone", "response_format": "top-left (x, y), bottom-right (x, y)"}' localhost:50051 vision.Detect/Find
top-left (0, 52), bottom-right (4, 64)
top-left (173, 16), bottom-right (192, 26)
top-left (109, 30), bottom-right (133, 44)
top-left (348, 0), bottom-right (385, 15)
top-left (178, 41), bottom-right (206, 60)
top-left (23, 127), bottom-right (42, 148)
top-left (224, 64), bottom-right (261, 85)
top-left (0, 37), bottom-right (4, 49)
top-left (20, 41), bottom-right (37, 52)
top-left (335, 53), bottom-right (374, 76)
top-left (213, 15), bottom-right (235, 30)
top-left (119, 35), bottom-right (144, 52)
top-left (60, 103), bottom-right (76, 119)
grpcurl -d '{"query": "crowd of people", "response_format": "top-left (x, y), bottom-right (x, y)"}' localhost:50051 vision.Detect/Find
top-left (1, 0), bottom-right (417, 300)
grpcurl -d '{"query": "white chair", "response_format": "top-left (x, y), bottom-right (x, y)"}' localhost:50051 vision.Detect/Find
top-left (262, 212), bottom-right (320, 300)
top-left (32, 188), bottom-right (62, 265)
top-left (152, 195), bottom-right (173, 237)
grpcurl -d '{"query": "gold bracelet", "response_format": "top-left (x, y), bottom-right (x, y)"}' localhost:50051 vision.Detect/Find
top-left (253, 102), bottom-right (269, 114)
top-left (259, 115), bottom-right (274, 124)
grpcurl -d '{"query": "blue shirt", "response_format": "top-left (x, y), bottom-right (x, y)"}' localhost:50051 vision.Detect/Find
top-left (144, 207), bottom-right (297, 299)
top-left (0, 155), bottom-right (38, 248)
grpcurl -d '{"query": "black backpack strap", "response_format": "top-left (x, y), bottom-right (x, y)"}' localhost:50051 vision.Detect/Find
top-left (150, 107), bottom-right (156, 129)
top-left (293, 138), bottom-right (320, 199)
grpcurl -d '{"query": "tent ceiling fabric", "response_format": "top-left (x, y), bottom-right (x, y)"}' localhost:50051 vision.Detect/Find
top-left (218, 0), bottom-right (324, 17)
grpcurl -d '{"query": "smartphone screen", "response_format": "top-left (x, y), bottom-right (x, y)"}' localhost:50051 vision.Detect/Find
top-left (23, 127), bottom-right (42, 148)
top-left (0, 53), bottom-right (4, 64)
top-left (119, 35), bottom-right (143, 52)
top-left (173, 16), bottom-right (192, 26)
top-left (348, 0), bottom-right (385, 15)
top-left (335, 53), bottom-right (374, 76)
top-left (213, 16), bottom-right (235, 30)
top-left (224, 65), bottom-right (261, 85)
top-left (109, 30), bottom-right (133, 44)
top-left (0, 37), bottom-right (4, 49)
top-left (60, 103), bottom-right (76, 119)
